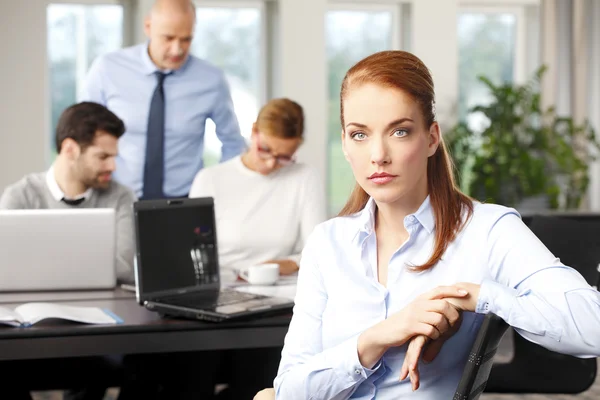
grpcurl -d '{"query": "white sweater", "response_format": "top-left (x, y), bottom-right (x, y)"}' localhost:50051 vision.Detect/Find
top-left (189, 156), bottom-right (327, 275)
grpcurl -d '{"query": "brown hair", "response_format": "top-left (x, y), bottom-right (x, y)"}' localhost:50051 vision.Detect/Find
top-left (56, 101), bottom-right (125, 153)
top-left (338, 50), bottom-right (473, 272)
top-left (255, 98), bottom-right (304, 139)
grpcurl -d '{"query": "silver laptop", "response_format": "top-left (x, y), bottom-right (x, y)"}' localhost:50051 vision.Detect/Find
top-left (0, 208), bottom-right (117, 291)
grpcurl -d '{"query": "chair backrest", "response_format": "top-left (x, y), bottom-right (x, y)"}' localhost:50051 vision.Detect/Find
top-left (527, 214), bottom-right (600, 287)
top-left (485, 213), bottom-right (599, 394)
top-left (454, 313), bottom-right (509, 400)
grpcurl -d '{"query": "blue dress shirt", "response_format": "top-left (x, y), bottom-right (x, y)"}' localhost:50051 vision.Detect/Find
top-left (275, 196), bottom-right (600, 399)
top-left (80, 43), bottom-right (247, 197)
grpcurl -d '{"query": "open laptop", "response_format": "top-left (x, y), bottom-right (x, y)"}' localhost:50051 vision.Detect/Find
top-left (133, 197), bottom-right (294, 322)
top-left (0, 208), bottom-right (117, 291)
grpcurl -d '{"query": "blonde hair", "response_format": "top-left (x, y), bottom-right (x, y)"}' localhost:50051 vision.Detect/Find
top-left (255, 98), bottom-right (304, 139)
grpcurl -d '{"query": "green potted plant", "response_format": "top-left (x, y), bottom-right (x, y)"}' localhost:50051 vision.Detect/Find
top-left (446, 66), bottom-right (600, 210)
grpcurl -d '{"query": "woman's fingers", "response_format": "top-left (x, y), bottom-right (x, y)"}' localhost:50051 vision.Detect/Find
top-left (422, 314), bottom-right (463, 363)
top-left (423, 285), bottom-right (469, 301)
top-left (426, 300), bottom-right (461, 326)
top-left (400, 336), bottom-right (424, 381)
top-left (400, 354), bottom-right (409, 381)
top-left (420, 310), bottom-right (451, 337)
top-left (444, 296), bottom-right (470, 311)
top-left (401, 335), bottom-right (427, 391)
top-left (414, 321), bottom-right (442, 340)
top-left (421, 336), bottom-right (446, 363)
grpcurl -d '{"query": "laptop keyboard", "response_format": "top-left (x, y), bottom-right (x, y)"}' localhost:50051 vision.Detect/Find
top-left (163, 290), bottom-right (264, 309)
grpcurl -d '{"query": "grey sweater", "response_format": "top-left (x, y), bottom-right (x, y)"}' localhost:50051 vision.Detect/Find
top-left (0, 172), bottom-right (137, 283)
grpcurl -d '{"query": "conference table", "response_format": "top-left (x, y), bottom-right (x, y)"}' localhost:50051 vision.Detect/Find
top-left (0, 281), bottom-right (296, 362)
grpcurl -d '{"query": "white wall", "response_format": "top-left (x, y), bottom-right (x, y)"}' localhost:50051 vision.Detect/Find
top-left (412, 0), bottom-right (458, 129)
top-left (278, 0), bottom-right (328, 190)
top-left (0, 0), bottom-right (48, 191)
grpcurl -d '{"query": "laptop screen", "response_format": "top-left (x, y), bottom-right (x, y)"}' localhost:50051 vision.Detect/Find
top-left (0, 209), bottom-right (116, 291)
top-left (134, 198), bottom-right (219, 296)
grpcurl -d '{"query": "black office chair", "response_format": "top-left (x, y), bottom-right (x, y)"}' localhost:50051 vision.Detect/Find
top-left (486, 214), bottom-right (599, 394)
top-left (524, 213), bottom-right (600, 287)
top-left (453, 313), bottom-right (509, 400)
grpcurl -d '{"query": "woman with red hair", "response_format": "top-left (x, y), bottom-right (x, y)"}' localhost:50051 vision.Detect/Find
top-left (272, 50), bottom-right (600, 399)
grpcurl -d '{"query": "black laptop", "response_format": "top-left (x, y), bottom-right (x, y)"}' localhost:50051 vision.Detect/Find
top-left (132, 197), bottom-right (294, 322)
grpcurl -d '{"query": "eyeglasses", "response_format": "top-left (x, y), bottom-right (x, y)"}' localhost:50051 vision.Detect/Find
top-left (256, 134), bottom-right (296, 166)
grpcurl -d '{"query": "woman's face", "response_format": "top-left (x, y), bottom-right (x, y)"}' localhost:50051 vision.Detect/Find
top-left (341, 83), bottom-right (439, 207)
top-left (250, 130), bottom-right (302, 175)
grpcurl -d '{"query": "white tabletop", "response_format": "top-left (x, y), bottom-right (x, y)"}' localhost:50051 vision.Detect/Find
top-left (234, 283), bottom-right (297, 301)
top-left (222, 272), bottom-right (297, 301)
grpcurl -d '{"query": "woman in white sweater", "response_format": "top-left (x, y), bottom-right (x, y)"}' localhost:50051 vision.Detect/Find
top-left (188, 98), bottom-right (327, 399)
top-left (189, 97), bottom-right (327, 277)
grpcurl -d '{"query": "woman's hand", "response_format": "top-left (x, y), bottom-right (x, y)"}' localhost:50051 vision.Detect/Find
top-left (262, 259), bottom-right (299, 275)
top-left (400, 335), bottom-right (428, 391)
top-left (378, 286), bottom-right (466, 347)
top-left (444, 282), bottom-right (480, 312)
top-left (399, 282), bottom-right (480, 391)
top-left (357, 286), bottom-right (468, 368)
top-left (399, 313), bottom-right (463, 390)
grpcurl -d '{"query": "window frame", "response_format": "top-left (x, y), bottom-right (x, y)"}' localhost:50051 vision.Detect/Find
top-left (189, 1), bottom-right (269, 163)
top-left (327, 2), bottom-right (404, 51)
top-left (45, 0), bottom-right (126, 164)
top-left (457, 5), bottom-right (527, 85)
top-left (458, 0), bottom-right (541, 84)
top-left (46, 0), bottom-right (120, 4)
top-left (193, 0), bottom-right (269, 107)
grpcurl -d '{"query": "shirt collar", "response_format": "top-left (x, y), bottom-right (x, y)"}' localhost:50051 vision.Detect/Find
top-left (351, 197), bottom-right (377, 246)
top-left (413, 195), bottom-right (435, 234)
top-left (357, 197), bottom-right (377, 233)
top-left (140, 41), bottom-right (191, 76)
top-left (46, 165), bottom-right (93, 202)
top-left (351, 195), bottom-right (436, 245)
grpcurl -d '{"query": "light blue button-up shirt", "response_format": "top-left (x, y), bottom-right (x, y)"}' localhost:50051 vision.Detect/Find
top-left (80, 43), bottom-right (247, 197)
top-left (275, 196), bottom-right (600, 399)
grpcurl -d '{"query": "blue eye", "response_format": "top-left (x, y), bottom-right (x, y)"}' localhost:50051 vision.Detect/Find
top-left (393, 129), bottom-right (408, 137)
top-left (351, 132), bottom-right (367, 141)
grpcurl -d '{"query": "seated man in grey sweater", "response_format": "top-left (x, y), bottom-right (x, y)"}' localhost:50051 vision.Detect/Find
top-left (0, 101), bottom-right (136, 284)
top-left (0, 101), bottom-right (136, 400)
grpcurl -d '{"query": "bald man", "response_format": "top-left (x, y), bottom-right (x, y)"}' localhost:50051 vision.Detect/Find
top-left (81, 0), bottom-right (246, 200)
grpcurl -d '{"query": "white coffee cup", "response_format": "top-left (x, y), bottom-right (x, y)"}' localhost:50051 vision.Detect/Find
top-left (239, 263), bottom-right (279, 285)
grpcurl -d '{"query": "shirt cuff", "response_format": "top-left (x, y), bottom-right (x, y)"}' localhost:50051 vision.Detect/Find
top-left (476, 279), bottom-right (519, 316)
top-left (324, 334), bottom-right (381, 382)
top-left (477, 279), bottom-right (561, 341)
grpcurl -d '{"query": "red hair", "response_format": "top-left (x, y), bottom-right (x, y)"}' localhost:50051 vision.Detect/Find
top-left (338, 50), bottom-right (473, 272)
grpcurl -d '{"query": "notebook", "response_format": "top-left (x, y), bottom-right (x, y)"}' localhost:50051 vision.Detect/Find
top-left (132, 197), bottom-right (294, 322)
top-left (0, 302), bottom-right (122, 327)
top-left (0, 208), bottom-right (117, 291)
